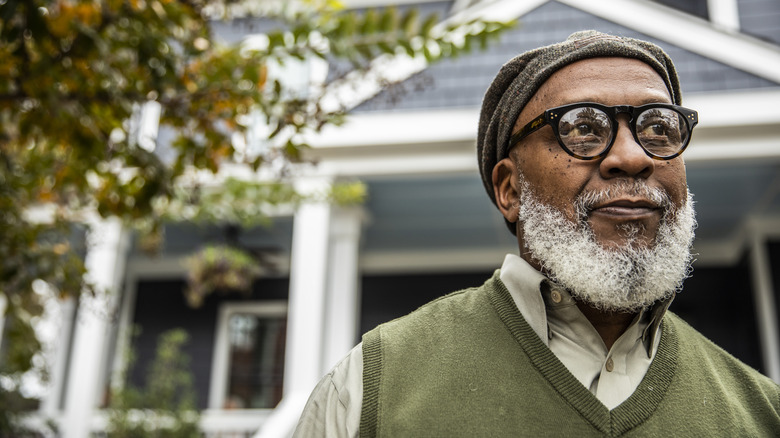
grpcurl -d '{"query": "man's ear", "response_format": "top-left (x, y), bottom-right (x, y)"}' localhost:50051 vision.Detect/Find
top-left (492, 157), bottom-right (520, 223)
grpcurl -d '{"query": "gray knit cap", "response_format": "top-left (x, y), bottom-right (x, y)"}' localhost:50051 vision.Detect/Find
top-left (477, 30), bottom-right (682, 207)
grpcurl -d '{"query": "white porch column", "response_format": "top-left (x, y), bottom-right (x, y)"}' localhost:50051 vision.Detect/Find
top-left (40, 297), bottom-right (77, 416)
top-left (283, 178), bottom-right (333, 396)
top-left (256, 179), bottom-right (334, 438)
top-left (708, 0), bottom-right (740, 32)
top-left (61, 217), bottom-right (130, 438)
top-left (258, 183), bottom-right (366, 438)
top-left (322, 206), bottom-right (364, 371)
top-left (749, 231), bottom-right (780, 383)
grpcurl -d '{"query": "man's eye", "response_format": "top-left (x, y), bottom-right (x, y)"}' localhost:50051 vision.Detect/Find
top-left (558, 108), bottom-right (611, 154)
top-left (573, 123), bottom-right (595, 135)
top-left (639, 121), bottom-right (668, 137)
top-left (638, 120), bottom-right (684, 147)
top-left (637, 109), bottom-right (684, 146)
top-left (568, 120), bottom-right (606, 138)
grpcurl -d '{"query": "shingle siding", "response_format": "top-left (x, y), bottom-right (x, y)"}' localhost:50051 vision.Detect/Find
top-left (739, 0), bottom-right (780, 44)
top-left (355, 1), bottom-right (778, 113)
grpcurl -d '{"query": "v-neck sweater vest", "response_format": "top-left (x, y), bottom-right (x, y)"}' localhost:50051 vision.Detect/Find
top-left (360, 273), bottom-right (780, 437)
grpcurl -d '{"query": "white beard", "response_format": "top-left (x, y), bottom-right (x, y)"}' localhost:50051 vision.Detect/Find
top-left (518, 177), bottom-right (697, 312)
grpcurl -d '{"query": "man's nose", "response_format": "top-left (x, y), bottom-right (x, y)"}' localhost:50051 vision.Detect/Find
top-left (599, 120), bottom-right (654, 179)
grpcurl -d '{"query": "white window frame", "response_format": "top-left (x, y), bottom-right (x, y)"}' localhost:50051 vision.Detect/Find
top-left (208, 300), bottom-right (289, 410)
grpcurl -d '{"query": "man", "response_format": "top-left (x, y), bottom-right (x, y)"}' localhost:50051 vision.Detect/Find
top-left (294, 31), bottom-right (780, 437)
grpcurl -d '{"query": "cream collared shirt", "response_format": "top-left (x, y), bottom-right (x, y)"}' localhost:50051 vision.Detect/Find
top-left (293, 254), bottom-right (670, 437)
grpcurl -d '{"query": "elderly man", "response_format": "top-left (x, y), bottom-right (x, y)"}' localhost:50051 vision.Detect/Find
top-left (294, 31), bottom-right (780, 436)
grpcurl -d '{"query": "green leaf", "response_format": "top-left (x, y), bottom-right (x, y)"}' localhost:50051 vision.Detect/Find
top-left (379, 7), bottom-right (397, 33)
top-left (360, 9), bottom-right (378, 35)
top-left (421, 13), bottom-right (438, 38)
top-left (329, 181), bottom-right (368, 205)
top-left (339, 12), bottom-right (357, 37)
top-left (463, 34), bottom-right (473, 53)
top-left (293, 23), bottom-right (310, 43)
top-left (356, 44), bottom-right (373, 60)
top-left (399, 39), bottom-right (415, 57)
top-left (401, 8), bottom-right (419, 37)
top-left (378, 41), bottom-right (394, 55)
top-left (422, 44), bottom-right (433, 62)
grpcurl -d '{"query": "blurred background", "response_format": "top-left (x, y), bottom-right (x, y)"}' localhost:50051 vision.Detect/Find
top-left (1, 0), bottom-right (779, 436)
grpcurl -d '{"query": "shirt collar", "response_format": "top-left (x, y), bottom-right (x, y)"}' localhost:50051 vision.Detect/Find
top-left (498, 254), bottom-right (549, 345)
top-left (498, 253), bottom-right (673, 356)
top-left (642, 296), bottom-right (673, 356)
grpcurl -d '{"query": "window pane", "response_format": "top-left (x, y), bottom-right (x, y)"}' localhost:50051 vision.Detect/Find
top-left (225, 313), bottom-right (286, 409)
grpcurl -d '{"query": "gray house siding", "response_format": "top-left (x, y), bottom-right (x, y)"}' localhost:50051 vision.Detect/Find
top-left (739, 0), bottom-right (780, 44)
top-left (356, 1), bottom-right (778, 113)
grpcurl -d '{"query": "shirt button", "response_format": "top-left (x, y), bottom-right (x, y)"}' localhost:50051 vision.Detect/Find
top-left (550, 290), bottom-right (562, 303)
top-left (605, 357), bottom-right (614, 372)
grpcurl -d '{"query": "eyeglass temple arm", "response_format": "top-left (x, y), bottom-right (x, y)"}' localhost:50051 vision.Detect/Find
top-left (508, 114), bottom-right (548, 149)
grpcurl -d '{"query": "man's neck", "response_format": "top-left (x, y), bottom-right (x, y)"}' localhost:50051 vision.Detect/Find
top-left (575, 301), bottom-right (638, 351)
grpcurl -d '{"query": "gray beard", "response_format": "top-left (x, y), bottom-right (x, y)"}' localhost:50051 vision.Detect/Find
top-left (517, 177), bottom-right (697, 312)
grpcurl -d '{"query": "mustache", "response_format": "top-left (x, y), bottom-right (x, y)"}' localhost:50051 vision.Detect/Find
top-left (575, 180), bottom-right (673, 219)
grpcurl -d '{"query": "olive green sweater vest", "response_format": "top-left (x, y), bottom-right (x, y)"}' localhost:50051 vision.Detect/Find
top-left (360, 273), bottom-right (780, 437)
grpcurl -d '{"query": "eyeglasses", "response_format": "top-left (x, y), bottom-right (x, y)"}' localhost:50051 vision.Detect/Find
top-left (509, 102), bottom-right (699, 160)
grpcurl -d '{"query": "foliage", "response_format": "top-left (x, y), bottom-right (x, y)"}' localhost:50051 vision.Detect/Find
top-left (0, 0), bottom-right (513, 430)
top-left (182, 245), bottom-right (262, 307)
top-left (107, 329), bottom-right (199, 438)
top-left (176, 177), bottom-right (366, 307)
top-left (328, 180), bottom-right (368, 206)
top-left (0, 388), bottom-right (49, 437)
top-left (150, 177), bottom-right (365, 228)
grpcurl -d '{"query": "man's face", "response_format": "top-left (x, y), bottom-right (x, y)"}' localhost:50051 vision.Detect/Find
top-left (493, 58), bottom-right (695, 312)
top-left (502, 57), bottom-right (689, 258)
top-left (491, 57), bottom-right (695, 310)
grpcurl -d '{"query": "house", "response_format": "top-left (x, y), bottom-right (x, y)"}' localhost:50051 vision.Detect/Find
top-left (23, 0), bottom-right (780, 436)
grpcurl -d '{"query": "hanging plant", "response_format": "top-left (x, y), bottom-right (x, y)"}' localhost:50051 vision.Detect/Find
top-left (182, 245), bottom-right (262, 308)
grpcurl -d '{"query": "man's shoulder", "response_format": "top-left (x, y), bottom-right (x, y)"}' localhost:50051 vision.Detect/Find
top-left (369, 271), bottom-right (502, 336)
top-left (664, 311), bottom-right (780, 393)
top-left (665, 311), bottom-right (752, 364)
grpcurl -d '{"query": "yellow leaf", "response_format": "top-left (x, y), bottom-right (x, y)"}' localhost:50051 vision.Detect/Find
top-left (257, 64), bottom-right (267, 90)
top-left (75, 3), bottom-right (101, 27)
top-left (37, 190), bottom-right (54, 202)
top-left (53, 243), bottom-right (70, 255)
top-left (184, 78), bottom-right (197, 93)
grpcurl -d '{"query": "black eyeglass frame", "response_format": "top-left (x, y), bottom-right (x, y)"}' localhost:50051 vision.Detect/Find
top-left (508, 102), bottom-right (699, 161)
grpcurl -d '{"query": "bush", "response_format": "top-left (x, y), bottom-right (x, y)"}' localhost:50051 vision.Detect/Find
top-left (106, 329), bottom-right (199, 438)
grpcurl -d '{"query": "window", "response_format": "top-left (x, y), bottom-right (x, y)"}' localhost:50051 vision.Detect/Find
top-left (209, 301), bottom-right (287, 409)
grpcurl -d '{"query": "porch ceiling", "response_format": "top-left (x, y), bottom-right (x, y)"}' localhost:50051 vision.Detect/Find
top-left (359, 159), bottom-right (780, 265)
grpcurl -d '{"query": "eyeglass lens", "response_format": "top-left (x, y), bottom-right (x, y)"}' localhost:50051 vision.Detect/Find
top-left (557, 106), bottom-right (689, 158)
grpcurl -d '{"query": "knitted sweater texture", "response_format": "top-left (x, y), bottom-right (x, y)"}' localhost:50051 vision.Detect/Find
top-left (360, 273), bottom-right (780, 437)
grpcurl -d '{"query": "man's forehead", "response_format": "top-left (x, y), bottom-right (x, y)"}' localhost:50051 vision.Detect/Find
top-left (532, 58), bottom-right (672, 106)
top-left (512, 57), bottom-right (673, 132)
